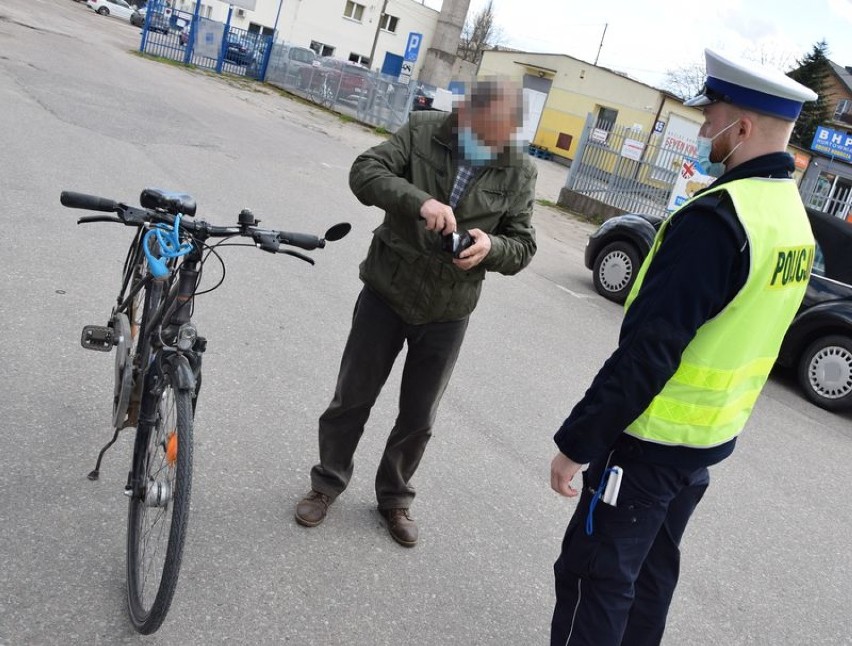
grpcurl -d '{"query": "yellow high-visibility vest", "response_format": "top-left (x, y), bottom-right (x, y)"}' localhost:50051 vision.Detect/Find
top-left (624, 178), bottom-right (814, 448)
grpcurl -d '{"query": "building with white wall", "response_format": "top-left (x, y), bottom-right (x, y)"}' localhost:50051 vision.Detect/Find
top-left (172, 0), bottom-right (440, 77)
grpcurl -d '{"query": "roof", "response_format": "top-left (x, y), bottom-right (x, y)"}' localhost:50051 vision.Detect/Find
top-left (828, 60), bottom-right (852, 94)
top-left (483, 49), bottom-right (682, 99)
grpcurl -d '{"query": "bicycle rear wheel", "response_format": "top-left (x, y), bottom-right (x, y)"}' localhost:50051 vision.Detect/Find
top-left (126, 372), bottom-right (193, 634)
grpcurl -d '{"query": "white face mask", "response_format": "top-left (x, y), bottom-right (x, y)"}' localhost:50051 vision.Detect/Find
top-left (696, 119), bottom-right (742, 177)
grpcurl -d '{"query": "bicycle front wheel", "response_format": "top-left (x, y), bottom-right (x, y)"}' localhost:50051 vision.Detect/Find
top-left (126, 374), bottom-right (193, 634)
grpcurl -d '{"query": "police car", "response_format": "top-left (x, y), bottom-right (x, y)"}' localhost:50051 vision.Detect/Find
top-left (584, 208), bottom-right (852, 411)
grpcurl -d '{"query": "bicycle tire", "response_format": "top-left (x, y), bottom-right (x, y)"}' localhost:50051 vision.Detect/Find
top-left (126, 372), bottom-right (193, 634)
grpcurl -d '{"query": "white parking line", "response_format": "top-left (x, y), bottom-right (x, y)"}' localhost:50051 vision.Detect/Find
top-left (556, 284), bottom-right (591, 299)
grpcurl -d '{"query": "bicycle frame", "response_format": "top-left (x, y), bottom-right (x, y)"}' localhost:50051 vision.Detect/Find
top-left (124, 234), bottom-right (205, 502)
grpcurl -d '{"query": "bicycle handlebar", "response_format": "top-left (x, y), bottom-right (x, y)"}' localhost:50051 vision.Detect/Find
top-left (60, 191), bottom-right (118, 213)
top-left (59, 190), bottom-right (349, 255)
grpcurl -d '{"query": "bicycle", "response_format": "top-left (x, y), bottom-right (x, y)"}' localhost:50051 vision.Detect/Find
top-left (308, 69), bottom-right (338, 108)
top-left (60, 188), bottom-right (350, 634)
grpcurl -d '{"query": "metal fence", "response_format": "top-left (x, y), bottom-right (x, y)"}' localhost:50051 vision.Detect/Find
top-left (137, 6), bottom-right (433, 132)
top-left (564, 114), bottom-right (687, 218)
top-left (803, 178), bottom-right (852, 221)
top-left (264, 43), bottom-right (428, 132)
top-left (139, 3), bottom-right (272, 81)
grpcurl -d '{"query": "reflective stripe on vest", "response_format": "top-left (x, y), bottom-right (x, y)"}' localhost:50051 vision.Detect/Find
top-left (624, 178), bottom-right (814, 448)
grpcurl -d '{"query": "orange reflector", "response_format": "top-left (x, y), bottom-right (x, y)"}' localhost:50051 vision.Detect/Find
top-left (166, 432), bottom-right (178, 465)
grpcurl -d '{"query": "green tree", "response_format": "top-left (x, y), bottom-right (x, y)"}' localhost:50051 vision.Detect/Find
top-left (787, 40), bottom-right (832, 148)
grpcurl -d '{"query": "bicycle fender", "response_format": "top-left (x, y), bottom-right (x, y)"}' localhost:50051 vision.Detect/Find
top-left (164, 353), bottom-right (197, 392)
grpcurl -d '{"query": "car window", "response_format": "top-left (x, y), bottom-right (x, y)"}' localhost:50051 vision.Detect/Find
top-left (812, 242), bottom-right (825, 277)
top-left (291, 49), bottom-right (313, 63)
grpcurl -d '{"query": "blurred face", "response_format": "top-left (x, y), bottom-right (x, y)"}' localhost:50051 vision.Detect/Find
top-left (699, 102), bottom-right (742, 163)
top-left (460, 94), bottom-right (521, 150)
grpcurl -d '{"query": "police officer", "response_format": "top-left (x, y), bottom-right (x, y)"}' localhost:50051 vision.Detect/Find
top-left (549, 49), bottom-right (818, 645)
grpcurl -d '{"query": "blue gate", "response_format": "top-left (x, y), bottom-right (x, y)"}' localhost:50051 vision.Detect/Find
top-left (139, 1), bottom-right (272, 81)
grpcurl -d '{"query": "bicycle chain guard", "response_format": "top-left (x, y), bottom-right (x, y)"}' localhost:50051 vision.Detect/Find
top-left (112, 313), bottom-right (133, 429)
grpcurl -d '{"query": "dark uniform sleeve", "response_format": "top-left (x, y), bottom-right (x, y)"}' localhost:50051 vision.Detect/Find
top-left (554, 205), bottom-right (748, 464)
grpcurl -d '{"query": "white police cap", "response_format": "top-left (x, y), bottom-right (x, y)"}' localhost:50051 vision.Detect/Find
top-left (685, 48), bottom-right (818, 121)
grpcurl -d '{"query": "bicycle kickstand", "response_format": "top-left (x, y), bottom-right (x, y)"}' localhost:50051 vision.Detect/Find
top-left (87, 427), bottom-right (121, 481)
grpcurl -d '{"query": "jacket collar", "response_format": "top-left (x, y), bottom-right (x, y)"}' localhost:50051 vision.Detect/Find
top-left (434, 111), bottom-right (526, 169)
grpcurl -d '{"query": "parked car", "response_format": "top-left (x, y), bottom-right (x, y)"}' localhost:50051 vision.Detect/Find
top-left (130, 8), bottom-right (169, 32)
top-left (412, 83), bottom-right (436, 111)
top-left (584, 207), bottom-right (852, 411)
top-left (298, 57), bottom-right (372, 106)
top-left (268, 44), bottom-right (318, 86)
top-left (223, 38), bottom-right (255, 66)
top-left (87, 0), bottom-right (134, 20)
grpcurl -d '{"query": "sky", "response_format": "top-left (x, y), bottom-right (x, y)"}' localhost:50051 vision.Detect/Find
top-left (421, 0), bottom-right (852, 90)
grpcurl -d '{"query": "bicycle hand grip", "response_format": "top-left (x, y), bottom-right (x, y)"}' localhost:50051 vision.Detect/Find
top-left (278, 231), bottom-right (324, 250)
top-left (60, 191), bottom-right (118, 213)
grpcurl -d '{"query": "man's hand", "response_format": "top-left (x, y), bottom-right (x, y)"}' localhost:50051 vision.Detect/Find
top-left (551, 452), bottom-right (584, 498)
top-left (453, 228), bottom-right (491, 271)
top-left (420, 198), bottom-right (457, 235)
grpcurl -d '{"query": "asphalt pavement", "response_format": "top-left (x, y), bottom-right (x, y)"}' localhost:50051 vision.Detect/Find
top-left (1, 2), bottom-right (851, 644)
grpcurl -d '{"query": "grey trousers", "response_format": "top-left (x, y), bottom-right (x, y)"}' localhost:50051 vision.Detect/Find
top-left (310, 287), bottom-right (469, 509)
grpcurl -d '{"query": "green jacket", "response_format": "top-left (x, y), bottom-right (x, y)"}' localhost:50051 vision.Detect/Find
top-left (349, 110), bottom-right (537, 324)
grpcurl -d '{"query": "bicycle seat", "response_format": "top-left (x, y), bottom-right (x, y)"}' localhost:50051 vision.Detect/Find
top-left (140, 188), bottom-right (197, 217)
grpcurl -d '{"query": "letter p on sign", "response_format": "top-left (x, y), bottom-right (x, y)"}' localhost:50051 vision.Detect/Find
top-left (405, 32), bottom-right (423, 62)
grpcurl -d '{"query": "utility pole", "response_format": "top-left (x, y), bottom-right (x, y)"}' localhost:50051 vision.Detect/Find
top-left (368, 0), bottom-right (389, 70)
top-left (594, 22), bottom-right (607, 66)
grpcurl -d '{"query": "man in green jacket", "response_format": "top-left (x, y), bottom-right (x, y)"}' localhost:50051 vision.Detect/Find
top-left (295, 79), bottom-right (537, 547)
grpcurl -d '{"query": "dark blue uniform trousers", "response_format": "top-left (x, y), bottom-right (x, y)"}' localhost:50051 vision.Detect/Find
top-left (551, 437), bottom-right (710, 646)
top-left (310, 287), bottom-right (469, 510)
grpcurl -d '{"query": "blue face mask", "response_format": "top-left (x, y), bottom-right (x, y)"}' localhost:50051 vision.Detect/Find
top-left (696, 119), bottom-right (741, 177)
top-left (458, 127), bottom-right (496, 166)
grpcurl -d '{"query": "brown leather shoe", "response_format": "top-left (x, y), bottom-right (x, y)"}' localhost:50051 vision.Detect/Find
top-left (380, 508), bottom-right (418, 547)
top-left (295, 490), bottom-right (332, 527)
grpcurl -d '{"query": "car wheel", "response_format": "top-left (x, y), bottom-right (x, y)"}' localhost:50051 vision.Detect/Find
top-left (797, 335), bottom-right (852, 411)
top-left (97, 6), bottom-right (109, 15)
top-left (592, 241), bottom-right (641, 304)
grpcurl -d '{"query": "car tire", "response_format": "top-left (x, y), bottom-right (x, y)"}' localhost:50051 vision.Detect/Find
top-left (592, 241), bottom-right (641, 304)
top-left (97, 6), bottom-right (109, 14)
top-left (797, 335), bottom-right (852, 411)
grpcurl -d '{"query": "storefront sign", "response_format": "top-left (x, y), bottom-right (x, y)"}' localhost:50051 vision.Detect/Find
top-left (652, 114), bottom-right (701, 181)
top-left (667, 158), bottom-right (714, 212)
top-left (811, 126), bottom-right (852, 162)
top-left (620, 138), bottom-right (645, 161)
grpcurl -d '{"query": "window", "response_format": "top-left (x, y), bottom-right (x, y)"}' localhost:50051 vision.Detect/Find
top-left (310, 40), bottom-right (335, 57)
top-left (835, 99), bottom-right (851, 123)
top-left (596, 106), bottom-right (618, 130)
top-left (248, 22), bottom-right (274, 37)
top-left (380, 13), bottom-right (398, 32)
top-left (813, 242), bottom-right (825, 277)
top-left (348, 53), bottom-right (370, 67)
top-left (343, 1), bottom-right (365, 22)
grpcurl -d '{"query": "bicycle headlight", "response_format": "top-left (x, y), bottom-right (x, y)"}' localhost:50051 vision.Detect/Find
top-left (177, 323), bottom-right (197, 351)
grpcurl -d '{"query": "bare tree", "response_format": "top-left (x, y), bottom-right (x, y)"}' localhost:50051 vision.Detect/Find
top-left (742, 44), bottom-right (797, 72)
top-left (662, 62), bottom-right (706, 100)
top-left (458, 0), bottom-right (504, 64)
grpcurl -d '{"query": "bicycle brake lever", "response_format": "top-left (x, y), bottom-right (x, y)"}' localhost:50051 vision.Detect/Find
top-left (77, 215), bottom-right (124, 225)
top-left (278, 249), bottom-right (315, 265)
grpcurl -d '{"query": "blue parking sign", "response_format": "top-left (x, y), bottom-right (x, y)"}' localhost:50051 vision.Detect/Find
top-left (404, 32), bottom-right (423, 62)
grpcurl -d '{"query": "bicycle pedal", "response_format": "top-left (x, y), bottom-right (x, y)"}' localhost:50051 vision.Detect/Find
top-left (81, 325), bottom-right (114, 352)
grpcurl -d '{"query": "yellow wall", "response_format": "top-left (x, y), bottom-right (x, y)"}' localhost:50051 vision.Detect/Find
top-left (478, 51), bottom-right (704, 159)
